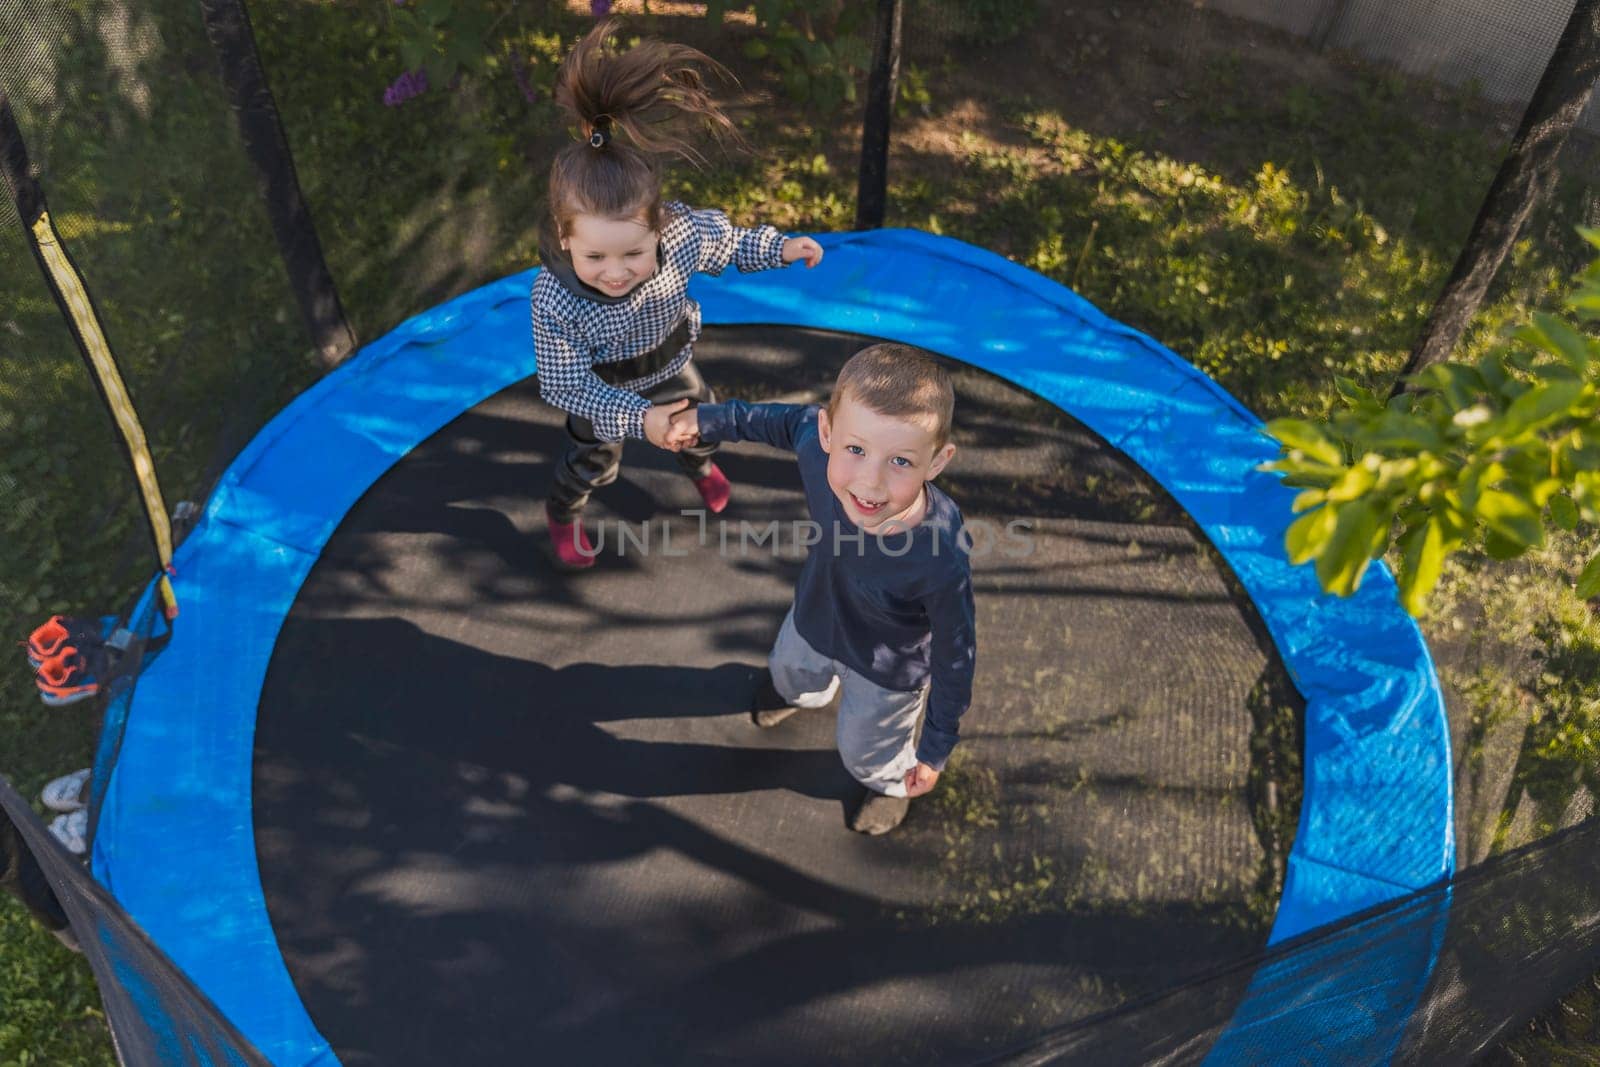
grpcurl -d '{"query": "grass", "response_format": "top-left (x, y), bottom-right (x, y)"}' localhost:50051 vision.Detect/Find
top-left (1, 0), bottom-right (1596, 1058)
top-left (0, 903), bottom-right (110, 1066)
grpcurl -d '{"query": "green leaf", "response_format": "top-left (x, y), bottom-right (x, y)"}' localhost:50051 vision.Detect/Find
top-left (1267, 465), bottom-right (1340, 489)
top-left (1527, 476), bottom-right (1564, 507)
top-left (1575, 471), bottom-right (1600, 512)
top-left (1396, 515), bottom-right (1447, 616)
top-left (1325, 458), bottom-right (1378, 502)
top-left (1527, 312), bottom-right (1593, 373)
top-left (399, 37), bottom-right (429, 71)
top-left (783, 67), bottom-right (810, 103)
top-left (1284, 505), bottom-right (1336, 565)
top-left (1416, 362), bottom-right (1487, 407)
top-left (1315, 499), bottom-right (1382, 596)
top-left (1263, 418), bottom-right (1343, 466)
top-left (1570, 290), bottom-right (1600, 315)
top-left (1375, 457), bottom-right (1420, 491)
top-left (1577, 549), bottom-right (1600, 599)
top-left (1477, 350), bottom-right (1509, 395)
top-left (1483, 529), bottom-right (1528, 560)
top-left (1475, 489), bottom-right (1544, 550)
top-left (1459, 459), bottom-right (1506, 513)
top-left (1334, 375), bottom-right (1374, 404)
top-left (1499, 379), bottom-right (1583, 438)
top-left (415, 0), bottom-right (454, 26)
top-left (1579, 226), bottom-right (1600, 253)
top-left (1549, 492), bottom-right (1579, 530)
top-left (1358, 412), bottom-right (1446, 452)
top-left (1292, 488), bottom-right (1325, 513)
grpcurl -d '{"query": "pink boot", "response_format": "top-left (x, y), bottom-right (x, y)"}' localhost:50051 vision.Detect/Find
top-left (545, 504), bottom-right (596, 571)
top-left (693, 463), bottom-right (731, 514)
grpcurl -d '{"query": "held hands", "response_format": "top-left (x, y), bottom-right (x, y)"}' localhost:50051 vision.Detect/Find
top-left (644, 398), bottom-right (702, 452)
top-left (665, 404), bottom-right (701, 450)
top-left (904, 762), bottom-right (941, 798)
top-left (782, 236), bottom-right (824, 268)
top-left (643, 398), bottom-right (694, 451)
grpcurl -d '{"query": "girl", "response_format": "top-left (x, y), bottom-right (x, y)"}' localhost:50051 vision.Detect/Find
top-left (533, 19), bottom-right (824, 570)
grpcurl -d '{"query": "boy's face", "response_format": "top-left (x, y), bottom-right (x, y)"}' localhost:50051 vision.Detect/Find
top-left (562, 214), bottom-right (660, 297)
top-left (818, 392), bottom-right (956, 531)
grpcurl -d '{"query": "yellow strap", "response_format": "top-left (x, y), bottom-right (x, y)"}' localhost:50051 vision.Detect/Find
top-left (31, 211), bottom-right (179, 618)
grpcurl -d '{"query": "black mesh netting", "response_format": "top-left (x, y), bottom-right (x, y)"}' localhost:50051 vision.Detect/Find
top-left (3, 0), bottom-right (1599, 1060)
top-left (991, 811), bottom-right (1600, 1064)
top-left (0, 776), bottom-right (269, 1066)
top-left (0, 0), bottom-right (315, 651)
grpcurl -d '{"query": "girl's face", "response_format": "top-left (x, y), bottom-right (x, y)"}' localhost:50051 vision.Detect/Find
top-left (562, 213), bottom-right (660, 297)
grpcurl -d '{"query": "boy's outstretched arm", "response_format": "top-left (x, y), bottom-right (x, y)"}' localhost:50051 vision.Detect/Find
top-left (695, 399), bottom-right (815, 454)
top-left (913, 566), bottom-right (978, 785)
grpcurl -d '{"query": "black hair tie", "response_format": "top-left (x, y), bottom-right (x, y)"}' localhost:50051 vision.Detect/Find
top-left (589, 117), bottom-right (613, 148)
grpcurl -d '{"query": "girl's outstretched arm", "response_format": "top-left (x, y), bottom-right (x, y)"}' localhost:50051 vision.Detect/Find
top-left (681, 204), bottom-right (787, 276)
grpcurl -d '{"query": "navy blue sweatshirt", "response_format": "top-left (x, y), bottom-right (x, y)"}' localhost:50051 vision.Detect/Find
top-left (696, 400), bottom-right (976, 770)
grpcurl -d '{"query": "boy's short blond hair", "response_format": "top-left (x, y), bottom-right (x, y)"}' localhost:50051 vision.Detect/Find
top-left (828, 344), bottom-right (955, 447)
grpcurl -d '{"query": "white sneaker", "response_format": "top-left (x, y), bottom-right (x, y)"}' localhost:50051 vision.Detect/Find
top-left (48, 809), bottom-right (87, 855)
top-left (40, 768), bottom-right (91, 813)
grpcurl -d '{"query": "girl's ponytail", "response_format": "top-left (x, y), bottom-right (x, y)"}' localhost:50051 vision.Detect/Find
top-left (545, 20), bottom-right (745, 246)
top-left (556, 18), bottom-right (742, 164)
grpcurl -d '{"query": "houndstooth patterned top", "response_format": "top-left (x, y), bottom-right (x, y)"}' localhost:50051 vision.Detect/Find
top-left (531, 202), bottom-right (788, 441)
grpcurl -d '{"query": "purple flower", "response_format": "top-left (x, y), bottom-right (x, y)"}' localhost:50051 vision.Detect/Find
top-left (383, 68), bottom-right (429, 107)
top-left (590, 0), bottom-right (611, 17)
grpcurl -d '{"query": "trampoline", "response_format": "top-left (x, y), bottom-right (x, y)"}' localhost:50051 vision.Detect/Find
top-left (87, 231), bottom-right (1453, 1064)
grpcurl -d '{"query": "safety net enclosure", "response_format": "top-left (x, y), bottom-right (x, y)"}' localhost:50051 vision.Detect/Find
top-left (4, 0), bottom-right (1600, 1063)
top-left (85, 231), bottom-right (1447, 1062)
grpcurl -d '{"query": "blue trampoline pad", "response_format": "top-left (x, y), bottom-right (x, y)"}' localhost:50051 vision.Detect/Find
top-left (92, 230), bottom-right (1450, 1065)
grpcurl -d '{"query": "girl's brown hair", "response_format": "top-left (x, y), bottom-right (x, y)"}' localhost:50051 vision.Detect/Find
top-left (544, 19), bottom-right (743, 250)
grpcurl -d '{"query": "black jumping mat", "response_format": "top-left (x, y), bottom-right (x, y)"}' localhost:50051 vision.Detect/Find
top-left (255, 325), bottom-right (1298, 1065)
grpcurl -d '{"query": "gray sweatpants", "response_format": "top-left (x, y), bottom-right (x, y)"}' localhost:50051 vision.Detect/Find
top-left (769, 609), bottom-right (926, 797)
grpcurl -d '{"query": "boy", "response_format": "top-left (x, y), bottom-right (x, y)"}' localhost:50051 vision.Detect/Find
top-left (663, 344), bottom-right (976, 835)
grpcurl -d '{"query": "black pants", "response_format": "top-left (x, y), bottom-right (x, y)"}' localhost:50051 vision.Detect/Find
top-left (548, 361), bottom-right (718, 522)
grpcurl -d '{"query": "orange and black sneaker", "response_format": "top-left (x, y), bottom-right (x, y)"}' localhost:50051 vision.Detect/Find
top-left (26, 615), bottom-right (103, 670)
top-left (35, 645), bottom-right (101, 707)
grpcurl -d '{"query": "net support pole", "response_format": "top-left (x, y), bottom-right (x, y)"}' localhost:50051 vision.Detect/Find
top-left (198, 0), bottom-right (357, 367)
top-left (0, 94), bottom-right (179, 619)
top-left (1393, 0), bottom-right (1600, 392)
top-left (854, 0), bottom-right (902, 231)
